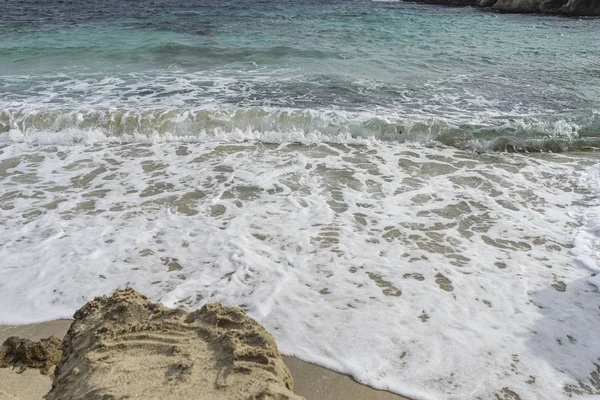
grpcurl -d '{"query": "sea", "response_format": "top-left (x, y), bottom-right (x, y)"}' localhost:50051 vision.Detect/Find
top-left (1, 0), bottom-right (600, 399)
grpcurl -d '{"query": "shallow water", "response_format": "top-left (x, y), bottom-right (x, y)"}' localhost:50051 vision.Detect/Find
top-left (2, 141), bottom-right (600, 399)
top-left (1, 1), bottom-right (600, 399)
top-left (1, 0), bottom-right (600, 148)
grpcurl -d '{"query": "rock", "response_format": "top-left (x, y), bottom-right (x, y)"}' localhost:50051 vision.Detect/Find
top-left (47, 288), bottom-right (304, 400)
top-left (0, 336), bottom-right (62, 375)
top-left (405, 0), bottom-right (600, 16)
top-left (478, 0), bottom-right (499, 7)
top-left (493, 0), bottom-right (600, 14)
top-left (552, 0), bottom-right (600, 15)
top-left (417, 0), bottom-right (479, 5)
top-left (491, 0), bottom-right (541, 12)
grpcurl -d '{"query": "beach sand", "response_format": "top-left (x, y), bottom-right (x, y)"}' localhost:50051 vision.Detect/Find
top-left (0, 318), bottom-right (407, 400)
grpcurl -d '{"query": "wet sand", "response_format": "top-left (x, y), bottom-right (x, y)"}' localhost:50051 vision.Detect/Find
top-left (0, 320), bottom-right (407, 400)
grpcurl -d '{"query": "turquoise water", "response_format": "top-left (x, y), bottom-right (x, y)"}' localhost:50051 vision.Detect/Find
top-left (1, 0), bottom-right (600, 149)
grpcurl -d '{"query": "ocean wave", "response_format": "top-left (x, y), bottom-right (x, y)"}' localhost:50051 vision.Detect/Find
top-left (1, 107), bottom-right (598, 151)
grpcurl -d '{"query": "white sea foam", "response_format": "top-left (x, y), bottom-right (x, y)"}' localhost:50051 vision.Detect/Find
top-left (1, 140), bottom-right (599, 399)
top-left (572, 163), bottom-right (600, 295)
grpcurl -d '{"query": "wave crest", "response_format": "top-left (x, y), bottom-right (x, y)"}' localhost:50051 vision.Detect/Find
top-left (1, 107), bottom-right (598, 152)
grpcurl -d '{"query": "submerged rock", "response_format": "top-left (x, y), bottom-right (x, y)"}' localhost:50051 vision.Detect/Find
top-left (47, 288), bottom-right (304, 400)
top-left (0, 335), bottom-right (62, 374)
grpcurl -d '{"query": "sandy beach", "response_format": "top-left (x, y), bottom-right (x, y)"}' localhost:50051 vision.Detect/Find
top-left (0, 314), bottom-right (406, 400)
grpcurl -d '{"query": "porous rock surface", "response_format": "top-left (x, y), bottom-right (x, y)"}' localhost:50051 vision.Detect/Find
top-left (0, 336), bottom-right (62, 374)
top-left (46, 288), bottom-right (304, 400)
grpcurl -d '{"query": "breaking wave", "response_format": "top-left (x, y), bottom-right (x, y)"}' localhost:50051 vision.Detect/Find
top-left (1, 107), bottom-right (599, 152)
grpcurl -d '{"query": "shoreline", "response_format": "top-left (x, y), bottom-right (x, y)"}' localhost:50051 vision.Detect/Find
top-left (0, 320), bottom-right (408, 400)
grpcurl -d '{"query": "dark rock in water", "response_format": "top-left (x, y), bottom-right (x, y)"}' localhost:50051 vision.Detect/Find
top-left (492, 0), bottom-right (541, 12)
top-left (495, 0), bottom-right (600, 15)
top-left (0, 336), bottom-right (62, 374)
top-left (406, 0), bottom-right (600, 16)
top-left (556, 0), bottom-right (600, 16)
top-left (478, 0), bottom-right (499, 7)
top-left (414, 0), bottom-right (479, 5)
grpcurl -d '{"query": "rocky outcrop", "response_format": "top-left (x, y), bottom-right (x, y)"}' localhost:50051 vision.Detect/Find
top-left (407, 0), bottom-right (600, 16)
top-left (46, 288), bottom-right (304, 400)
top-left (415, 0), bottom-right (479, 5)
top-left (0, 336), bottom-right (62, 375)
top-left (492, 0), bottom-right (600, 15)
